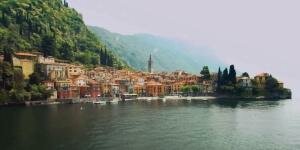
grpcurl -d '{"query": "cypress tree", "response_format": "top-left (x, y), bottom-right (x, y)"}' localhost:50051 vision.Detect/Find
top-left (222, 68), bottom-right (229, 85)
top-left (104, 48), bottom-right (108, 65)
top-left (217, 67), bottom-right (222, 91)
top-left (64, 0), bottom-right (69, 7)
top-left (3, 49), bottom-right (13, 64)
top-left (228, 65), bottom-right (237, 84)
top-left (100, 47), bottom-right (104, 65)
top-left (107, 55), bottom-right (112, 67)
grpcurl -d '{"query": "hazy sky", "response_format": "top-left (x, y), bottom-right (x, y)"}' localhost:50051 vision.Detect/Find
top-left (68, 0), bottom-right (299, 97)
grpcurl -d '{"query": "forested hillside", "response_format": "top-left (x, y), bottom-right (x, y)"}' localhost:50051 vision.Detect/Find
top-left (0, 0), bottom-right (126, 68)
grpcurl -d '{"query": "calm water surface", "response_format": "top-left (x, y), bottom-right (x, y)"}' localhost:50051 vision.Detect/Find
top-left (0, 99), bottom-right (300, 150)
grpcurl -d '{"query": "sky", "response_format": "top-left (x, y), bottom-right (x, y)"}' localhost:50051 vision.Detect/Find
top-left (68, 0), bottom-right (299, 98)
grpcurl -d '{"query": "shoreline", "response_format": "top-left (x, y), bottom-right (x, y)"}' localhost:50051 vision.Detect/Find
top-left (0, 95), bottom-right (292, 107)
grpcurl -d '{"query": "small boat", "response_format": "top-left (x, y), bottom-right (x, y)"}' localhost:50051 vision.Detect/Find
top-left (256, 96), bottom-right (265, 99)
top-left (121, 94), bottom-right (138, 101)
top-left (147, 98), bottom-right (152, 102)
top-left (187, 97), bottom-right (192, 101)
top-left (162, 98), bottom-right (166, 102)
top-left (93, 100), bottom-right (106, 105)
top-left (107, 98), bottom-right (119, 104)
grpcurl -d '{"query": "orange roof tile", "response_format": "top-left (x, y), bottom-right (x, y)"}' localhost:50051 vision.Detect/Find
top-left (14, 52), bottom-right (37, 57)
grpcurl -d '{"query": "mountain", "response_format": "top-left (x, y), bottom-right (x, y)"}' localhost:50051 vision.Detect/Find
top-left (0, 0), bottom-right (126, 68)
top-left (89, 26), bottom-right (224, 73)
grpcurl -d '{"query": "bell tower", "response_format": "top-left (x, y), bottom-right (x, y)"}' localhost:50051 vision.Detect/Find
top-left (148, 54), bottom-right (153, 73)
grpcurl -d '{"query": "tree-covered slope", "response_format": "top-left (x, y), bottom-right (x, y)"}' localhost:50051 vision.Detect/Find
top-left (0, 0), bottom-right (126, 68)
top-left (89, 26), bottom-right (224, 73)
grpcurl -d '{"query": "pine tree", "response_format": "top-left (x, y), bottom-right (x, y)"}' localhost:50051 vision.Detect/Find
top-left (200, 66), bottom-right (211, 80)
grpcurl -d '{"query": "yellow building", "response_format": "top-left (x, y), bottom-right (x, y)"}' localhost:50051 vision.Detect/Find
top-left (13, 53), bottom-right (38, 79)
top-left (171, 82), bottom-right (184, 94)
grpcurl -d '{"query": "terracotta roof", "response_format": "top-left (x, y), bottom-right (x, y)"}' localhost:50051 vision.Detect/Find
top-left (55, 80), bottom-right (71, 83)
top-left (255, 73), bottom-right (269, 77)
top-left (42, 80), bottom-right (54, 83)
top-left (14, 52), bottom-right (37, 57)
top-left (110, 83), bottom-right (119, 86)
top-left (39, 62), bottom-right (68, 66)
top-left (146, 81), bottom-right (162, 86)
top-left (87, 79), bottom-right (98, 85)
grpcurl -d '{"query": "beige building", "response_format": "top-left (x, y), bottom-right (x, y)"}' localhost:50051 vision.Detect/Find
top-left (66, 64), bottom-right (85, 78)
top-left (254, 73), bottom-right (270, 88)
top-left (38, 63), bottom-right (67, 81)
top-left (146, 81), bottom-right (165, 97)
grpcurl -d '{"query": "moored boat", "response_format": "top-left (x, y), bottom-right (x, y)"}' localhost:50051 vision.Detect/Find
top-left (93, 100), bottom-right (106, 105)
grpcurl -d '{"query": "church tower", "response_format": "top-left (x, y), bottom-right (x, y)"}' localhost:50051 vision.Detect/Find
top-left (148, 54), bottom-right (153, 73)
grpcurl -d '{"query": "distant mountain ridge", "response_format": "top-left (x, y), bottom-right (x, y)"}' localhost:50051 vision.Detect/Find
top-left (89, 26), bottom-right (224, 73)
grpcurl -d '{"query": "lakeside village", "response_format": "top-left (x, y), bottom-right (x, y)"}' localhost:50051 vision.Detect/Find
top-left (0, 52), bottom-right (292, 105)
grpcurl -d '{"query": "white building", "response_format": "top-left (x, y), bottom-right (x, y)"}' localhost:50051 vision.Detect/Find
top-left (238, 77), bottom-right (252, 88)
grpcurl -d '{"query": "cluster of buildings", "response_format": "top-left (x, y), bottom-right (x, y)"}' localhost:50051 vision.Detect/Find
top-left (8, 52), bottom-right (206, 100)
top-left (236, 73), bottom-right (284, 89)
top-left (1, 52), bottom-right (287, 100)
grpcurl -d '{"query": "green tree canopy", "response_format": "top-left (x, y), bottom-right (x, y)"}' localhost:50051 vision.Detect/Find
top-left (0, 0), bottom-right (127, 68)
top-left (180, 86), bottom-right (191, 94)
top-left (265, 75), bottom-right (279, 93)
top-left (200, 66), bottom-right (211, 80)
top-left (28, 72), bottom-right (43, 85)
top-left (41, 35), bottom-right (57, 57)
top-left (242, 72), bottom-right (250, 77)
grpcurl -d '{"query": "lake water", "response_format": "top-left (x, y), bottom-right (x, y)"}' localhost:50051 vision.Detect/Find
top-left (0, 99), bottom-right (300, 150)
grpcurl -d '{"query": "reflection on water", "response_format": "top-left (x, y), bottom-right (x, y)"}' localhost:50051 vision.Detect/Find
top-left (212, 99), bottom-right (281, 109)
top-left (0, 99), bottom-right (299, 150)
